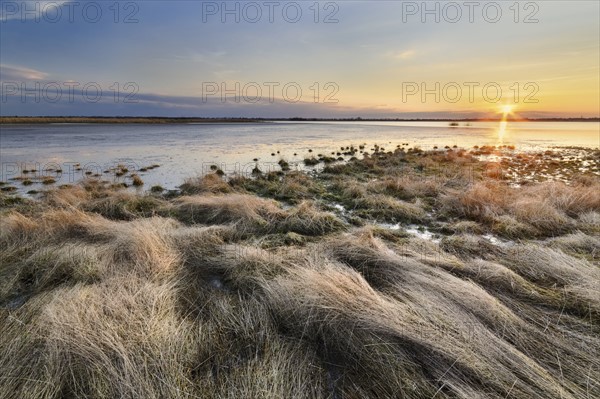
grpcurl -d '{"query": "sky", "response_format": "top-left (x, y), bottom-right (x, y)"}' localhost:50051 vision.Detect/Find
top-left (1, 0), bottom-right (599, 118)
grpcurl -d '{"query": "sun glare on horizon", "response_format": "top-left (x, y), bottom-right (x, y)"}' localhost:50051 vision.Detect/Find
top-left (501, 105), bottom-right (514, 115)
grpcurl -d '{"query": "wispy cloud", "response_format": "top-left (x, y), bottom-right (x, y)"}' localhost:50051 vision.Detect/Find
top-left (386, 50), bottom-right (416, 60)
top-left (0, 64), bottom-right (49, 81)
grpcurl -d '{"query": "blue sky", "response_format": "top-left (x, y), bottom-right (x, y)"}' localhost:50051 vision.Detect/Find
top-left (1, 0), bottom-right (599, 118)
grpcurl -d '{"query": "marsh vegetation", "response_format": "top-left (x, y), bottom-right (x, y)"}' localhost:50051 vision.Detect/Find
top-left (1, 146), bottom-right (599, 398)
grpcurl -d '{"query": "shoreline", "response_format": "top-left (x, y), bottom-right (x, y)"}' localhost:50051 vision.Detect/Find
top-left (0, 117), bottom-right (268, 125)
top-left (1, 145), bottom-right (598, 197)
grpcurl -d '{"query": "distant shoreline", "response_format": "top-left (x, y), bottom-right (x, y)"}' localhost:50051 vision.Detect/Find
top-left (0, 117), bottom-right (266, 125)
top-left (1, 116), bottom-right (599, 125)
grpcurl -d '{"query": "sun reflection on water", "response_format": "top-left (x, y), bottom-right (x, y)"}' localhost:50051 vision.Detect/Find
top-left (497, 105), bottom-right (515, 144)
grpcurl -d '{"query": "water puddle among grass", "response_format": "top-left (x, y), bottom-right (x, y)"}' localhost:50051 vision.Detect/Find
top-left (376, 222), bottom-right (441, 243)
top-left (406, 225), bottom-right (441, 243)
top-left (206, 275), bottom-right (228, 291)
top-left (482, 234), bottom-right (515, 248)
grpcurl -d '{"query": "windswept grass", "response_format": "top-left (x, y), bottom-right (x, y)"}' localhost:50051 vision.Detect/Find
top-left (173, 194), bottom-right (344, 236)
top-left (1, 146), bottom-right (599, 398)
top-left (440, 178), bottom-right (599, 237)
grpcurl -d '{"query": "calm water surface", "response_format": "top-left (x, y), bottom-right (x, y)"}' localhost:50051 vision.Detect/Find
top-left (1, 121), bottom-right (598, 192)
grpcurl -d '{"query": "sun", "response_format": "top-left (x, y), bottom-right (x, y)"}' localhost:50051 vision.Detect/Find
top-left (501, 104), bottom-right (514, 115)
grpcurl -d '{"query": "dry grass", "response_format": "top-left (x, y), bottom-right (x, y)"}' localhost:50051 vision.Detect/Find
top-left (84, 193), bottom-right (168, 221)
top-left (440, 178), bottom-right (599, 238)
top-left (173, 194), bottom-right (344, 236)
top-left (230, 171), bottom-right (324, 204)
top-left (354, 194), bottom-right (427, 223)
top-left (1, 148), bottom-right (599, 398)
top-left (330, 178), bottom-right (427, 223)
top-left (180, 173), bottom-right (233, 194)
top-left (368, 175), bottom-right (443, 200)
top-left (439, 233), bottom-right (503, 259)
top-left (173, 194), bottom-right (284, 227)
top-left (548, 232), bottom-right (600, 261)
top-left (131, 174), bottom-right (144, 187)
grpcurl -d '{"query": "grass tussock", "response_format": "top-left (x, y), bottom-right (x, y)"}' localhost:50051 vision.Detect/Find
top-left (369, 175), bottom-right (443, 201)
top-left (173, 194), bottom-right (284, 226)
top-left (173, 194), bottom-right (344, 236)
top-left (548, 232), bottom-right (600, 262)
top-left (84, 192), bottom-right (168, 220)
top-left (180, 173), bottom-right (233, 194)
top-left (354, 194), bottom-right (427, 223)
top-left (230, 171), bottom-right (325, 204)
top-left (440, 178), bottom-right (599, 238)
top-left (329, 178), bottom-right (427, 223)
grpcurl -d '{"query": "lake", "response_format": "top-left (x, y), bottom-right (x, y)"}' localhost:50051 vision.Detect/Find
top-left (1, 121), bottom-right (598, 192)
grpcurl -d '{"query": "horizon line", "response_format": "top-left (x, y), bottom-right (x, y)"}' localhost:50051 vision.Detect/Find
top-left (1, 116), bottom-right (599, 123)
